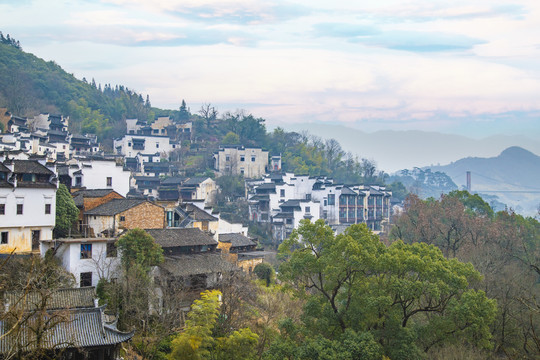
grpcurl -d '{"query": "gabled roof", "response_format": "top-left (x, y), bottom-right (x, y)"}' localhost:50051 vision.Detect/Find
top-left (280, 200), bottom-right (302, 210)
top-left (85, 199), bottom-right (151, 216)
top-left (72, 189), bottom-right (121, 198)
top-left (340, 186), bottom-right (357, 195)
top-left (180, 203), bottom-right (218, 222)
top-left (161, 176), bottom-right (185, 186)
top-left (257, 183), bottom-right (276, 190)
top-left (0, 306), bottom-right (133, 353)
top-left (4, 287), bottom-right (96, 311)
top-left (146, 228), bottom-right (217, 248)
top-left (219, 233), bottom-right (256, 248)
top-left (72, 189), bottom-right (123, 207)
top-left (183, 177), bottom-right (210, 186)
top-left (7, 160), bottom-right (54, 175)
top-left (160, 253), bottom-right (237, 277)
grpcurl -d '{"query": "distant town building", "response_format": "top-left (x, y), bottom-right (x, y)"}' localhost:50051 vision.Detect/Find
top-left (213, 146), bottom-right (268, 178)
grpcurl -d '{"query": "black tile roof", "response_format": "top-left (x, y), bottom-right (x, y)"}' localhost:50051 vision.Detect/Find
top-left (219, 233), bottom-right (256, 248)
top-left (183, 177), bottom-right (210, 186)
top-left (280, 200), bottom-right (302, 209)
top-left (6, 160), bottom-right (54, 175)
top-left (72, 189), bottom-right (120, 198)
top-left (160, 253), bottom-right (237, 277)
top-left (146, 228), bottom-right (217, 248)
top-left (181, 204), bottom-right (218, 221)
top-left (84, 199), bottom-right (151, 216)
top-left (161, 176), bottom-right (185, 185)
top-left (0, 306), bottom-right (133, 353)
top-left (340, 186), bottom-right (357, 195)
top-left (4, 287), bottom-right (96, 311)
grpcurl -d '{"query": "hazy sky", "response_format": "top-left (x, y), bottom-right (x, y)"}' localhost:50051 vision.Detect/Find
top-left (1, 0), bottom-right (540, 138)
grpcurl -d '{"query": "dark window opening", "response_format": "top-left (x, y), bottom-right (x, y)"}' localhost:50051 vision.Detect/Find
top-left (31, 230), bottom-right (40, 251)
top-left (45, 204), bottom-right (51, 214)
top-left (107, 243), bottom-right (117, 258)
top-left (1, 232), bottom-right (8, 245)
top-left (0, 204), bottom-right (4, 215)
top-left (80, 272), bottom-right (92, 287)
top-left (106, 177), bottom-right (112, 186)
top-left (16, 204), bottom-right (23, 215)
top-left (120, 216), bottom-right (126, 222)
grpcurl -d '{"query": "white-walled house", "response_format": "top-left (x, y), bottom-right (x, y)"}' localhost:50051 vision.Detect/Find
top-left (68, 158), bottom-right (131, 197)
top-left (0, 159), bottom-right (57, 254)
top-left (41, 237), bottom-right (120, 287)
top-left (113, 134), bottom-right (179, 159)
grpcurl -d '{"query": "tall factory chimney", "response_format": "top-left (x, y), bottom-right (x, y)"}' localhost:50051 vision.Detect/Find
top-left (466, 171), bottom-right (471, 193)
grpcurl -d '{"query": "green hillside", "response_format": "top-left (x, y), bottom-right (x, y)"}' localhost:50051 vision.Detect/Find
top-left (0, 34), bottom-right (152, 141)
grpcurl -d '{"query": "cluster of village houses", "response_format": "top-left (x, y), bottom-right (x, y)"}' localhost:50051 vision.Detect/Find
top-left (0, 109), bottom-right (392, 358)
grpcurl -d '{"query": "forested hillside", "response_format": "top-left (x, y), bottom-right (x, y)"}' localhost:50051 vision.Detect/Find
top-left (0, 33), bottom-right (152, 141)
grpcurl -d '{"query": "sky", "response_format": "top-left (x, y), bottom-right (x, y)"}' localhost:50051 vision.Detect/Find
top-left (1, 0), bottom-right (540, 138)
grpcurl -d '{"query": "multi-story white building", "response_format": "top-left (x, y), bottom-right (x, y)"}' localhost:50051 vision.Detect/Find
top-left (249, 173), bottom-right (392, 242)
top-left (0, 159), bottom-right (57, 254)
top-left (213, 146), bottom-right (268, 178)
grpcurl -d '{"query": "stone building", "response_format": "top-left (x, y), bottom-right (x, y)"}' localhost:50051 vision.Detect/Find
top-left (84, 199), bottom-right (165, 237)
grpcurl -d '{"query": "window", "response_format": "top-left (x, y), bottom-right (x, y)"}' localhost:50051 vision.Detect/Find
top-left (280, 189), bottom-right (285, 197)
top-left (80, 272), bottom-right (92, 287)
top-left (75, 176), bottom-right (82, 187)
top-left (240, 156), bottom-right (245, 162)
top-left (305, 206), bottom-right (311, 213)
top-left (328, 194), bottom-right (335, 205)
top-left (225, 155), bottom-right (230, 161)
top-left (106, 177), bottom-right (112, 186)
top-left (81, 244), bottom-right (92, 259)
top-left (240, 169), bottom-right (244, 175)
top-left (0, 204), bottom-right (4, 215)
top-left (120, 216), bottom-right (126, 222)
top-left (16, 204), bottom-right (23, 215)
top-left (156, 142), bottom-right (160, 148)
top-left (128, 142), bottom-right (132, 147)
top-left (251, 156), bottom-right (256, 162)
top-left (1, 232), bottom-right (8, 244)
top-left (286, 218), bottom-right (293, 225)
top-left (45, 204), bottom-right (51, 214)
top-left (107, 243), bottom-right (117, 258)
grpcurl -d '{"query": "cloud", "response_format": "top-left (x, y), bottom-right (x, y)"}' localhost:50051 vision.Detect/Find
top-left (313, 22), bottom-right (380, 38)
top-left (357, 2), bottom-right (526, 23)
top-left (103, 0), bottom-right (311, 24)
top-left (355, 31), bottom-right (486, 52)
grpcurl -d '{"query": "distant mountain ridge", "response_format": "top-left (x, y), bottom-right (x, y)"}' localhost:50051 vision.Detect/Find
top-left (427, 146), bottom-right (540, 215)
top-left (283, 123), bottom-right (540, 173)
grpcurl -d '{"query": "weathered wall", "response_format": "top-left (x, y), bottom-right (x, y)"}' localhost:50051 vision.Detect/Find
top-left (118, 202), bottom-right (165, 230)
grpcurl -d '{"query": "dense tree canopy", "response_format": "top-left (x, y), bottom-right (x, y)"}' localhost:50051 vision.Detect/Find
top-left (276, 220), bottom-right (497, 359)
